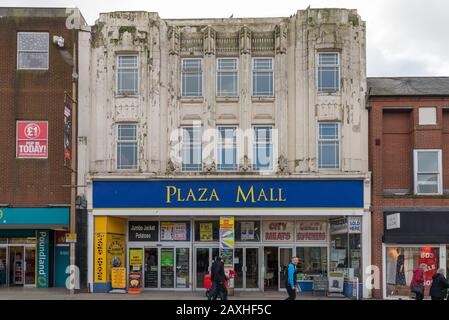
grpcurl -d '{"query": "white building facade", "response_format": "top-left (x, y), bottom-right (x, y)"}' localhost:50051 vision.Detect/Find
top-left (78, 8), bottom-right (371, 297)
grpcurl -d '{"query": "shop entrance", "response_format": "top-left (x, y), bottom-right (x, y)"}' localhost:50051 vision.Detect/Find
top-left (195, 247), bottom-right (219, 290)
top-left (7, 246), bottom-right (35, 287)
top-left (0, 247), bottom-right (6, 287)
top-left (234, 247), bottom-right (259, 290)
top-left (143, 247), bottom-right (190, 290)
top-left (263, 246), bottom-right (292, 291)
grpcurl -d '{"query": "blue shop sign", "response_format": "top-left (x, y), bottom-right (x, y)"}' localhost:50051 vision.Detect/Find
top-left (93, 179), bottom-right (364, 209)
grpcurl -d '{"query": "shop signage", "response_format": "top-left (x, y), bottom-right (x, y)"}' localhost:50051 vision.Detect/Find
top-left (36, 230), bottom-right (50, 288)
top-left (111, 267), bottom-right (126, 289)
top-left (107, 234), bottom-right (125, 271)
top-left (128, 272), bottom-right (142, 294)
top-left (94, 233), bottom-right (107, 283)
top-left (348, 217), bottom-right (362, 234)
top-left (262, 221), bottom-right (294, 241)
top-left (128, 221), bottom-right (158, 242)
top-left (129, 249), bottom-right (143, 267)
top-left (330, 218), bottom-right (348, 235)
top-left (419, 247), bottom-right (438, 287)
top-left (160, 222), bottom-right (189, 241)
top-left (65, 233), bottom-right (77, 243)
top-left (328, 271), bottom-right (345, 293)
top-left (93, 180), bottom-right (364, 209)
top-left (296, 221), bottom-right (328, 241)
top-left (386, 213), bottom-right (400, 230)
top-left (16, 121), bottom-right (48, 159)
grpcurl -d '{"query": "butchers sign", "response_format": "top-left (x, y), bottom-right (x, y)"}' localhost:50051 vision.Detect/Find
top-left (296, 221), bottom-right (328, 241)
top-left (16, 121), bottom-right (48, 159)
top-left (263, 221), bottom-right (293, 241)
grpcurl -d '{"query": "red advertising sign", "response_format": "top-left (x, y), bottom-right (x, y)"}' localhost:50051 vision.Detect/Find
top-left (418, 247), bottom-right (438, 287)
top-left (16, 121), bottom-right (48, 159)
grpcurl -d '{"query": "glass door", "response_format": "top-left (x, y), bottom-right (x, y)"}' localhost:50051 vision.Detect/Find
top-left (175, 248), bottom-right (190, 289)
top-left (245, 248), bottom-right (259, 289)
top-left (279, 247), bottom-right (293, 290)
top-left (160, 248), bottom-right (175, 288)
top-left (24, 247), bottom-right (35, 286)
top-left (195, 247), bottom-right (219, 289)
top-left (0, 247), bottom-right (6, 287)
top-left (144, 247), bottom-right (158, 288)
top-left (234, 248), bottom-right (244, 288)
top-left (9, 246), bottom-right (24, 286)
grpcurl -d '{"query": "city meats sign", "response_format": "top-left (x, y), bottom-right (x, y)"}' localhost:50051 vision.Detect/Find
top-left (16, 121), bottom-right (48, 158)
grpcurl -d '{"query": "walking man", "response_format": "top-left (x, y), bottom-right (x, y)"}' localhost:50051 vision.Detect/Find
top-left (208, 256), bottom-right (228, 300)
top-left (285, 256), bottom-right (299, 300)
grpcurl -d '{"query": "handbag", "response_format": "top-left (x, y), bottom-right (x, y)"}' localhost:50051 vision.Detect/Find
top-left (411, 284), bottom-right (424, 295)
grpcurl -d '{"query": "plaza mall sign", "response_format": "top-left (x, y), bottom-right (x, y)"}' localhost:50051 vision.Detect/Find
top-left (16, 121), bottom-right (48, 159)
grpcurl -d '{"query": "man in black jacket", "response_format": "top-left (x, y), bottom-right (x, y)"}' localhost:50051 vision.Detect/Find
top-left (430, 268), bottom-right (449, 300)
top-left (208, 256), bottom-right (228, 300)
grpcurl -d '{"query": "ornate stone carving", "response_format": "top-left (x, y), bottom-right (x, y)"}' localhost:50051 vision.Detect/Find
top-left (239, 155), bottom-right (251, 172)
top-left (203, 25), bottom-right (216, 55)
top-left (166, 158), bottom-right (179, 174)
top-left (277, 155), bottom-right (289, 174)
top-left (168, 26), bottom-right (180, 55)
top-left (275, 24), bottom-right (287, 54)
top-left (239, 25), bottom-right (251, 55)
top-left (203, 161), bottom-right (216, 173)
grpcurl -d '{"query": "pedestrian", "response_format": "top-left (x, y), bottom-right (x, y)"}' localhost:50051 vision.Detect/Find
top-left (208, 256), bottom-right (228, 300)
top-left (410, 266), bottom-right (424, 300)
top-left (430, 268), bottom-right (449, 301)
top-left (285, 256), bottom-right (299, 300)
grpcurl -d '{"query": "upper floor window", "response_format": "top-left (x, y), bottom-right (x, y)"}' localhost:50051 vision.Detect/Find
top-left (217, 58), bottom-right (238, 97)
top-left (182, 59), bottom-right (202, 97)
top-left (317, 53), bottom-right (340, 93)
top-left (253, 126), bottom-right (273, 171)
top-left (182, 126), bottom-right (202, 171)
top-left (414, 150), bottom-right (442, 195)
top-left (252, 58), bottom-right (274, 96)
top-left (217, 126), bottom-right (238, 171)
top-left (17, 32), bottom-right (49, 70)
top-left (418, 107), bottom-right (437, 125)
top-left (117, 124), bottom-right (138, 170)
top-left (117, 55), bottom-right (138, 94)
top-left (318, 123), bottom-right (340, 169)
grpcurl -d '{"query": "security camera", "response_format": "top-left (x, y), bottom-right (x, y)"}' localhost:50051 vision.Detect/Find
top-left (53, 35), bottom-right (65, 48)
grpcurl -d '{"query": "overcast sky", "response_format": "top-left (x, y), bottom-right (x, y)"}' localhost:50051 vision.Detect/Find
top-left (3, 0), bottom-right (449, 77)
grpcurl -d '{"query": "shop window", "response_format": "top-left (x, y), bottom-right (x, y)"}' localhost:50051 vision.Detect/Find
top-left (252, 58), bottom-right (274, 96)
top-left (160, 222), bottom-right (190, 241)
top-left (317, 52), bottom-right (340, 92)
top-left (414, 149), bottom-right (442, 195)
top-left (117, 124), bottom-right (138, 170)
top-left (235, 221), bottom-right (261, 242)
top-left (17, 32), bottom-right (49, 70)
top-left (194, 221), bottom-right (219, 242)
top-left (217, 58), bottom-right (238, 97)
top-left (386, 246), bottom-right (440, 298)
top-left (217, 126), bottom-right (238, 171)
top-left (182, 58), bottom-right (202, 97)
top-left (117, 55), bottom-right (138, 94)
top-left (296, 247), bottom-right (327, 278)
top-left (253, 126), bottom-right (273, 171)
top-left (182, 126), bottom-right (202, 172)
top-left (318, 123), bottom-right (340, 169)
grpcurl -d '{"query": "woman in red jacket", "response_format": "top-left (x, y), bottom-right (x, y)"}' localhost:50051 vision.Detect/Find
top-left (410, 267), bottom-right (425, 300)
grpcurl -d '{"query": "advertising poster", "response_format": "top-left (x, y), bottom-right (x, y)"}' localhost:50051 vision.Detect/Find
top-left (263, 221), bottom-right (293, 241)
top-left (419, 247), bottom-right (439, 287)
top-left (160, 250), bottom-right (174, 267)
top-left (16, 121), bottom-right (48, 159)
top-left (199, 223), bottom-right (213, 241)
top-left (296, 221), bottom-right (328, 241)
top-left (107, 234), bottom-right (125, 282)
top-left (220, 228), bottom-right (235, 249)
top-left (161, 222), bottom-right (188, 241)
top-left (240, 222), bottom-right (255, 240)
top-left (64, 101), bottom-right (71, 161)
top-left (111, 267), bottom-right (126, 289)
top-left (129, 249), bottom-right (143, 267)
top-left (128, 272), bottom-right (142, 294)
top-left (174, 223), bottom-right (187, 241)
top-left (220, 216), bottom-right (234, 229)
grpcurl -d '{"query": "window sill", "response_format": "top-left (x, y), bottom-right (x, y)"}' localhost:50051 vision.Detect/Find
top-left (180, 97), bottom-right (204, 103)
top-left (115, 94), bottom-right (139, 99)
top-left (216, 96), bottom-right (239, 103)
top-left (317, 91), bottom-right (341, 96)
top-left (251, 96), bottom-right (275, 103)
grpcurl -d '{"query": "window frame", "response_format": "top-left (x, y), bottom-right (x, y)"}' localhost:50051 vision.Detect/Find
top-left (181, 58), bottom-right (203, 97)
top-left (251, 57), bottom-right (274, 97)
top-left (216, 58), bottom-right (239, 97)
top-left (116, 54), bottom-right (139, 95)
top-left (116, 123), bottom-right (138, 170)
top-left (317, 52), bottom-right (340, 93)
top-left (216, 126), bottom-right (238, 172)
top-left (413, 149), bottom-right (442, 195)
top-left (317, 122), bottom-right (341, 170)
top-left (17, 32), bottom-right (49, 70)
top-left (252, 125), bottom-right (274, 172)
top-left (181, 125), bottom-right (203, 172)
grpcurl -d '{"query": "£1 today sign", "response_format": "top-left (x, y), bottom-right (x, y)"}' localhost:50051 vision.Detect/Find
top-left (16, 121), bottom-right (48, 159)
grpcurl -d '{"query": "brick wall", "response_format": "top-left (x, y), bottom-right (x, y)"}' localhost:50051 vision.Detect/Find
top-left (0, 15), bottom-right (74, 206)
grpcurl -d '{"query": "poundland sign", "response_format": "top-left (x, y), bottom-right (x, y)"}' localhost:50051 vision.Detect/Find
top-left (36, 230), bottom-right (50, 288)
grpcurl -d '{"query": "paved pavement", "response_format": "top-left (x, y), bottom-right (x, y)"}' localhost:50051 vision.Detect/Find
top-left (0, 287), bottom-right (349, 300)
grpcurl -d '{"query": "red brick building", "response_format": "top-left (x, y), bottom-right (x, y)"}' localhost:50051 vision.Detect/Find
top-left (0, 8), bottom-right (87, 289)
top-left (368, 77), bottom-right (449, 299)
